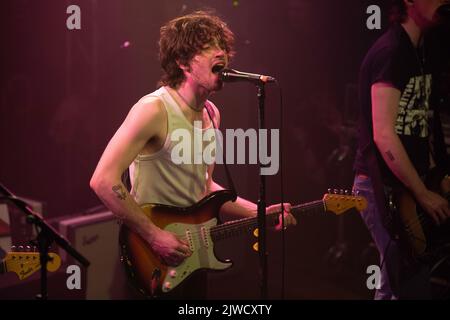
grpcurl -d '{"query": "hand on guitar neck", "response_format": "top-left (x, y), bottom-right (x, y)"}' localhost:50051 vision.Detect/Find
top-left (266, 203), bottom-right (297, 231)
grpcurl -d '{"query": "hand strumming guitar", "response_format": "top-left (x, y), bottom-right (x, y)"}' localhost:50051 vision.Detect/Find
top-left (148, 228), bottom-right (192, 267)
top-left (416, 189), bottom-right (450, 226)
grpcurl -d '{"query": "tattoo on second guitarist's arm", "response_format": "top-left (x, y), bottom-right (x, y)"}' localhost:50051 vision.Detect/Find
top-left (386, 150), bottom-right (395, 162)
top-left (112, 184), bottom-right (127, 200)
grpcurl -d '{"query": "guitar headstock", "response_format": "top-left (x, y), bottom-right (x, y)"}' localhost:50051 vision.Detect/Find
top-left (3, 251), bottom-right (62, 280)
top-left (323, 189), bottom-right (367, 215)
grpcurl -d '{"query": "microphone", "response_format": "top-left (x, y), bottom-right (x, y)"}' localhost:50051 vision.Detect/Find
top-left (219, 68), bottom-right (276, 84)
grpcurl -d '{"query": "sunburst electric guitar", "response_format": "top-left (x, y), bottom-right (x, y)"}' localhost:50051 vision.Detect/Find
top-left (119, 190), bottom-right (367, 298)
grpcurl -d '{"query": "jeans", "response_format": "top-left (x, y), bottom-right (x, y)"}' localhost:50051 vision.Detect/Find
top-left (353, 174), bottom-right (431, 300)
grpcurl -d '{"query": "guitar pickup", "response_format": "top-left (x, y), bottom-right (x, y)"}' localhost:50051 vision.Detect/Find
top-left (185, 229), bottom-right (194, 251)
top-left (200, 227), bottom-right (209, 248)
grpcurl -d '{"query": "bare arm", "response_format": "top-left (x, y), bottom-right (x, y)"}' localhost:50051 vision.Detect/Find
top-left (208, 179), bottom-right (257, 218)
top-left (372, 83), bottom-right (427, 196)
top-left (90, 97), bottom-right (191, 265)
top-left (372, 82), bottom-right (450, 223)
top-left (208, 174), bottom-right (296, 229)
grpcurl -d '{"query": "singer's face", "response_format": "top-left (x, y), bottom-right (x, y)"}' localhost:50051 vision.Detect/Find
top-left (185, 42), bottom-right (228, 92)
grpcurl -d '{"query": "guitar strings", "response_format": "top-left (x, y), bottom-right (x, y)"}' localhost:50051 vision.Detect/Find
top-left (168, 200), bottom-right (325, 241)
top-left (169, 198), bottom-right (363, 243)
top-left (209, 201), bottom-right (324, 238)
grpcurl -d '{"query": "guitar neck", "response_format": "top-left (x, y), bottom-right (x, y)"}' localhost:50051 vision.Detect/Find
top-left (210, 199), bottom-right (325, 242)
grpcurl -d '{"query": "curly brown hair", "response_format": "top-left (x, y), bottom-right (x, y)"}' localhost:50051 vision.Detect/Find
top-left (158, 11), bottom-right (235, 88)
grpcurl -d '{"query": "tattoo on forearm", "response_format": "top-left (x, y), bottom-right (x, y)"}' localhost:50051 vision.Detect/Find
top-left (112, 184), bottom-right (127, 200)
top-left (385, 150), bottom-right (395, 161)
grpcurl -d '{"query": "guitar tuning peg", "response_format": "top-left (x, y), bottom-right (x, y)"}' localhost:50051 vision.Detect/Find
top-left (333, 189), bottom-right (338, 194)
top-left (327, 188), bottom-right (331, 194)
top-left (18, 245), bottom-right (24, 252)
top-left (339, 189), bottom-right (344, 195)
top-left (33, 246), bottom-right (37, 252)
top-left (345, 190), bottom-right (350, 195)
top-left (25, 246), bottom-right (31, 252)
top-left (11, 245), bottom-right (16, 251)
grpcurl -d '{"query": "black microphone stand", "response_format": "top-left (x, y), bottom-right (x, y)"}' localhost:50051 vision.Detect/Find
top-left (0, 183), bottom-right (90, 300)
top-left (220, 69), bottom-right (273, 299)
top-left (256, 83), bottom-right (268, 299)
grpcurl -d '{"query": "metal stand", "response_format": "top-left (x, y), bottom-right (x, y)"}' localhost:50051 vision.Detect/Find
top-left (0, 183), bottom-right (90, 300)
top-left (256, 83), bottom-right (268, 299)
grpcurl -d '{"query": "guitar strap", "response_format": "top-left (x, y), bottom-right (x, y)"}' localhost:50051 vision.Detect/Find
top-left (205, 101), bottom-right (238, 202)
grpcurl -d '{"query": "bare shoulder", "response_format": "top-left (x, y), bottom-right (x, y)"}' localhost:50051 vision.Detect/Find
top-left (124, 95), bottom-right (166, 129)
top-left (121, 94), bottom-right (167, 140)
top-left (128, 95), bottom-right (166, 122)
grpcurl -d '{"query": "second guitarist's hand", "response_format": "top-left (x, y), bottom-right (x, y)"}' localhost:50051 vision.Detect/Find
top-left (149, 228), bottom-right (192, 266)
top-left (416, 189), bottom-right (450, 226)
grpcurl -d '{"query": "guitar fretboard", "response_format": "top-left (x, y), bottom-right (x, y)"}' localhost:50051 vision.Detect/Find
top-left (210, 200), bottom-right (325, 241)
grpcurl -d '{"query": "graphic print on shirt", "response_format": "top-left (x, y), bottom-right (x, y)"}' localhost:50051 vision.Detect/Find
top-left (395, 74), bottom-right (432, 138)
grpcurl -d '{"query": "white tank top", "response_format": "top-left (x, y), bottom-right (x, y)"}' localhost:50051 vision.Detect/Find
top-left (129, 87), bottom-right (217, 207)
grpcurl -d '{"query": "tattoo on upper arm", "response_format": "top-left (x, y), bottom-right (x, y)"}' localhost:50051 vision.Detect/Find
top-left (112, 184), bottom-right (127, 200)
top-left (386, 150), bottom-right (395, 161)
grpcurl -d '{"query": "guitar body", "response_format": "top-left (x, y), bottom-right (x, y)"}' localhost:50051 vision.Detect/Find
top-left (119, 190), bottom-right (235, 298)
top-left (388, 168), bottom-right (450, 261)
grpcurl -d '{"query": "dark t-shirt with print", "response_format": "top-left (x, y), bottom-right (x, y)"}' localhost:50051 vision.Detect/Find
top-left (353, 23), bottom-right (433, 185)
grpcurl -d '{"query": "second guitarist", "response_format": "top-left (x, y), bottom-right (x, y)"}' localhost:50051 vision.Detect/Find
top-left (353, 0), bottom-right (450, 300)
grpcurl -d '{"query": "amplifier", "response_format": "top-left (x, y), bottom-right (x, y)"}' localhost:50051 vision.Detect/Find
top-left (57, 210), bottom-right (129, 299)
